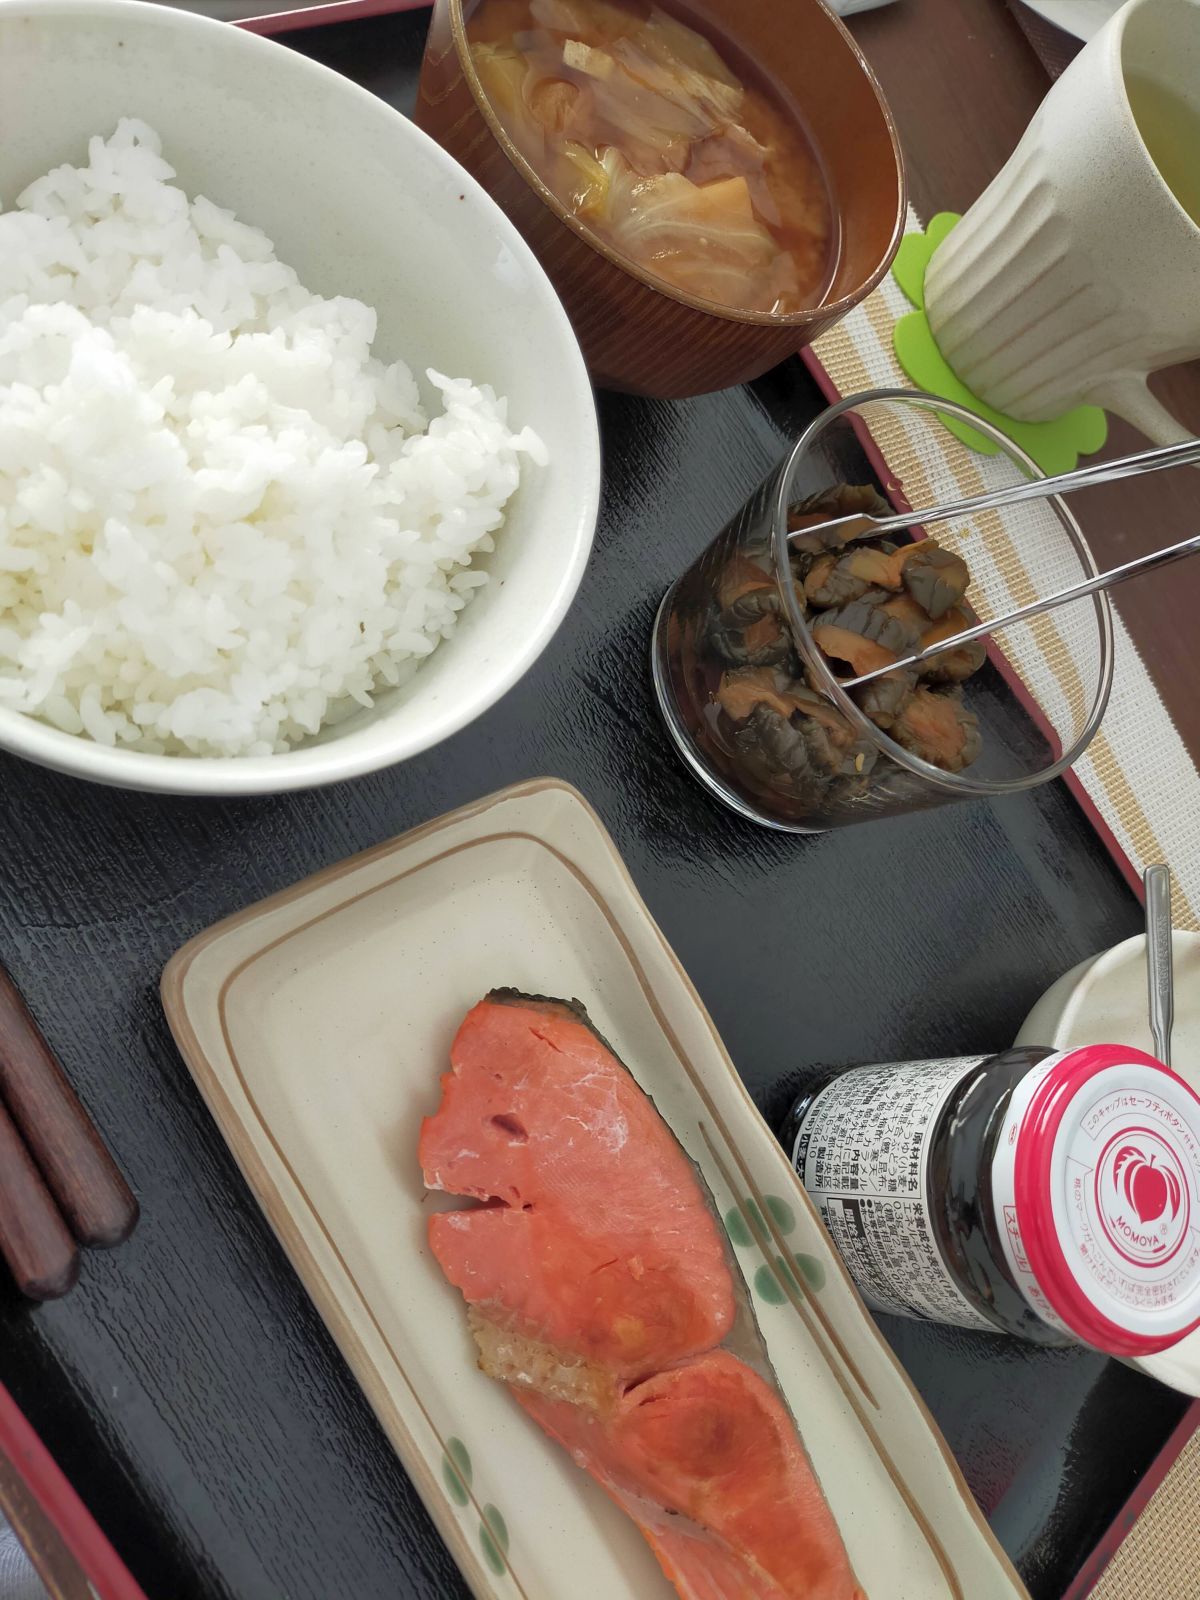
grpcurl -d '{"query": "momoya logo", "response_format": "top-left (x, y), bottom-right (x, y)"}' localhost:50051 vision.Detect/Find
top-left (1096, 1129), bottom-right (1190, 1268)
top-left (1114, 1145), bottom-right (1183, 1225)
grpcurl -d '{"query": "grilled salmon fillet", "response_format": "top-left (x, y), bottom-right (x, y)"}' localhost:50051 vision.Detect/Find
top-left (420, 991), bottom-right (864, 1600)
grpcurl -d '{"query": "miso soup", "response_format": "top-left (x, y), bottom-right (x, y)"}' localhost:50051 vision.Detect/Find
top-left (467, 0), bottom-right (837, 315)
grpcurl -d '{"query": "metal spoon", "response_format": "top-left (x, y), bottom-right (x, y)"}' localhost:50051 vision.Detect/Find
top-left (1144, 864), bottom-right (1175, 1068)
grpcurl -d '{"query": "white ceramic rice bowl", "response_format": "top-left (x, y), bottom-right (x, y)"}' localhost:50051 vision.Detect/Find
top-left (0, 0), bottom-right (600, 795)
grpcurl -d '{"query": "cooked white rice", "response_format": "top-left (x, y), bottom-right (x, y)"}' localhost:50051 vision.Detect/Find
top-left (0, 119), bottom-right (545, 758)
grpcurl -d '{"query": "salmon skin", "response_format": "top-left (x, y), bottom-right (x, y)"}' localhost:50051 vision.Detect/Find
top-left (420, 991), bottom-right (865, 1599)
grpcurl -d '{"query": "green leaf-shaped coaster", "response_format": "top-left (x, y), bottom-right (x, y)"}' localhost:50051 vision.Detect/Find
top-left (891, 212), bottom-right (1107, 475)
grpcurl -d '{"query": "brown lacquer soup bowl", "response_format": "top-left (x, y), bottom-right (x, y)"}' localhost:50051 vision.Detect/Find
top-left (415, 0), bottom-right (906, 397)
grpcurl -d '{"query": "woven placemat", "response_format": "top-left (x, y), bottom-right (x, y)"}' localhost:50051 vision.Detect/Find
top-left (1088, 1430), bottom-right (1200, 1599)
top-left (1005, 0), bottom-right (1084, 78)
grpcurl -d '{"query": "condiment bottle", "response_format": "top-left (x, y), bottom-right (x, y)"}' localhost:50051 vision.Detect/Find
top-left (781, 1044), bottom-right (1200, 1354)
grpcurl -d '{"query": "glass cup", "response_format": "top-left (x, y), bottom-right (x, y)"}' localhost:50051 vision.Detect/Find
top-left (651, 390), bottom-right (1114, 831)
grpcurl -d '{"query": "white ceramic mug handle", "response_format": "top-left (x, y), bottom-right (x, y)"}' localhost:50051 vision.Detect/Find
top-left (1100, 375), bottom-right (1194, 445)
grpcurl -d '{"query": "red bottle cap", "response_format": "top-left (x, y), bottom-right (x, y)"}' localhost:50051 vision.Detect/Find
top-left (991, 1044), bottom-right (1200, 1356)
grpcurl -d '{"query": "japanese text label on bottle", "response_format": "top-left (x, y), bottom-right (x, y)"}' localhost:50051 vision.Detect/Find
top-left (792, 1057), bottom-right (996, 1332)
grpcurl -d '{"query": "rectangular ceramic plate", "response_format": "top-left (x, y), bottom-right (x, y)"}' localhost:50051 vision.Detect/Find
top-left (162, 779), bottom-right (1030, 1600)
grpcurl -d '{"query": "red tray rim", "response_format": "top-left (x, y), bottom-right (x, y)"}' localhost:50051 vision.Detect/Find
top-left (0, 1381), bottom-right (150, 1600)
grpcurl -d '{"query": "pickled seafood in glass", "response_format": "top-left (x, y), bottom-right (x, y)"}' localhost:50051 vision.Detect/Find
top-left (656, 482), bottom-right (989, 828)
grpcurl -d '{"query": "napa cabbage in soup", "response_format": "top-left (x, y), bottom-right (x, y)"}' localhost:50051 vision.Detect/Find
top-left (466, 0), bottom-right (836, 315)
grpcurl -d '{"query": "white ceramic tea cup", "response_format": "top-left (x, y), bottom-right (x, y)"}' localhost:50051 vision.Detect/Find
top-left (924, 0), bottom-right (1200, 444)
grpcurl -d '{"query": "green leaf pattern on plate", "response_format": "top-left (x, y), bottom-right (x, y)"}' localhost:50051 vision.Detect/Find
top-left (726, 1194), bottom-right (824, 1303)
top-left (479, 1504), bottom-right (510, 1575)
top-left (754, 1262), bottom-right (787, 1304)
top-left (723, 1204), bottom-right (752, 1247)
top-left (442, 1436), bottom-right (472, 1506)
top-left (724, 1197), bottom-right (768, 1246)
top-left (441, 1438), bottom-right (512, 1579)
top-left (794, 1253), bottom-right (825, 1292)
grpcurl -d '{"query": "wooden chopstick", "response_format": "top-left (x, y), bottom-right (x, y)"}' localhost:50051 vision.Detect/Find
top-left (0, 966), bottom-right (138, 1250)
top-left (0, 1096), bottom-right (78, 1300)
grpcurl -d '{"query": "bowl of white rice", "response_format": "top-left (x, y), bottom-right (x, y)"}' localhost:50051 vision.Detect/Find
top-left (0, 0), bottom-right (600, 794)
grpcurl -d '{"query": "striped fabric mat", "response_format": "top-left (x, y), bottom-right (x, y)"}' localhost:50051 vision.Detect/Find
top-left (809, 215), bottom-right (1200, 934)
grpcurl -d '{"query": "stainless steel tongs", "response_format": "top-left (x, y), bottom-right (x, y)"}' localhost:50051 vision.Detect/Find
top-left (788, 436), bottom-right (1200, 691)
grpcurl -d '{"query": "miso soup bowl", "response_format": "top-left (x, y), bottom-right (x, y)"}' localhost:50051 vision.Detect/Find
top-left (415, 0), bottom-right (906, 398)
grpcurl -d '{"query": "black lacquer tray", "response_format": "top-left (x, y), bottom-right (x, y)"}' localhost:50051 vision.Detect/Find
top-left (0, 11), bottom-right (1192, 1599)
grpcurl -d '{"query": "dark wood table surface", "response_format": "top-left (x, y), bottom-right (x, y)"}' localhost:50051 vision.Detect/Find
top-left (1, 6), bottom-right (1197, 1600)
top-left (852, 0), bottom-right (1200, 765)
